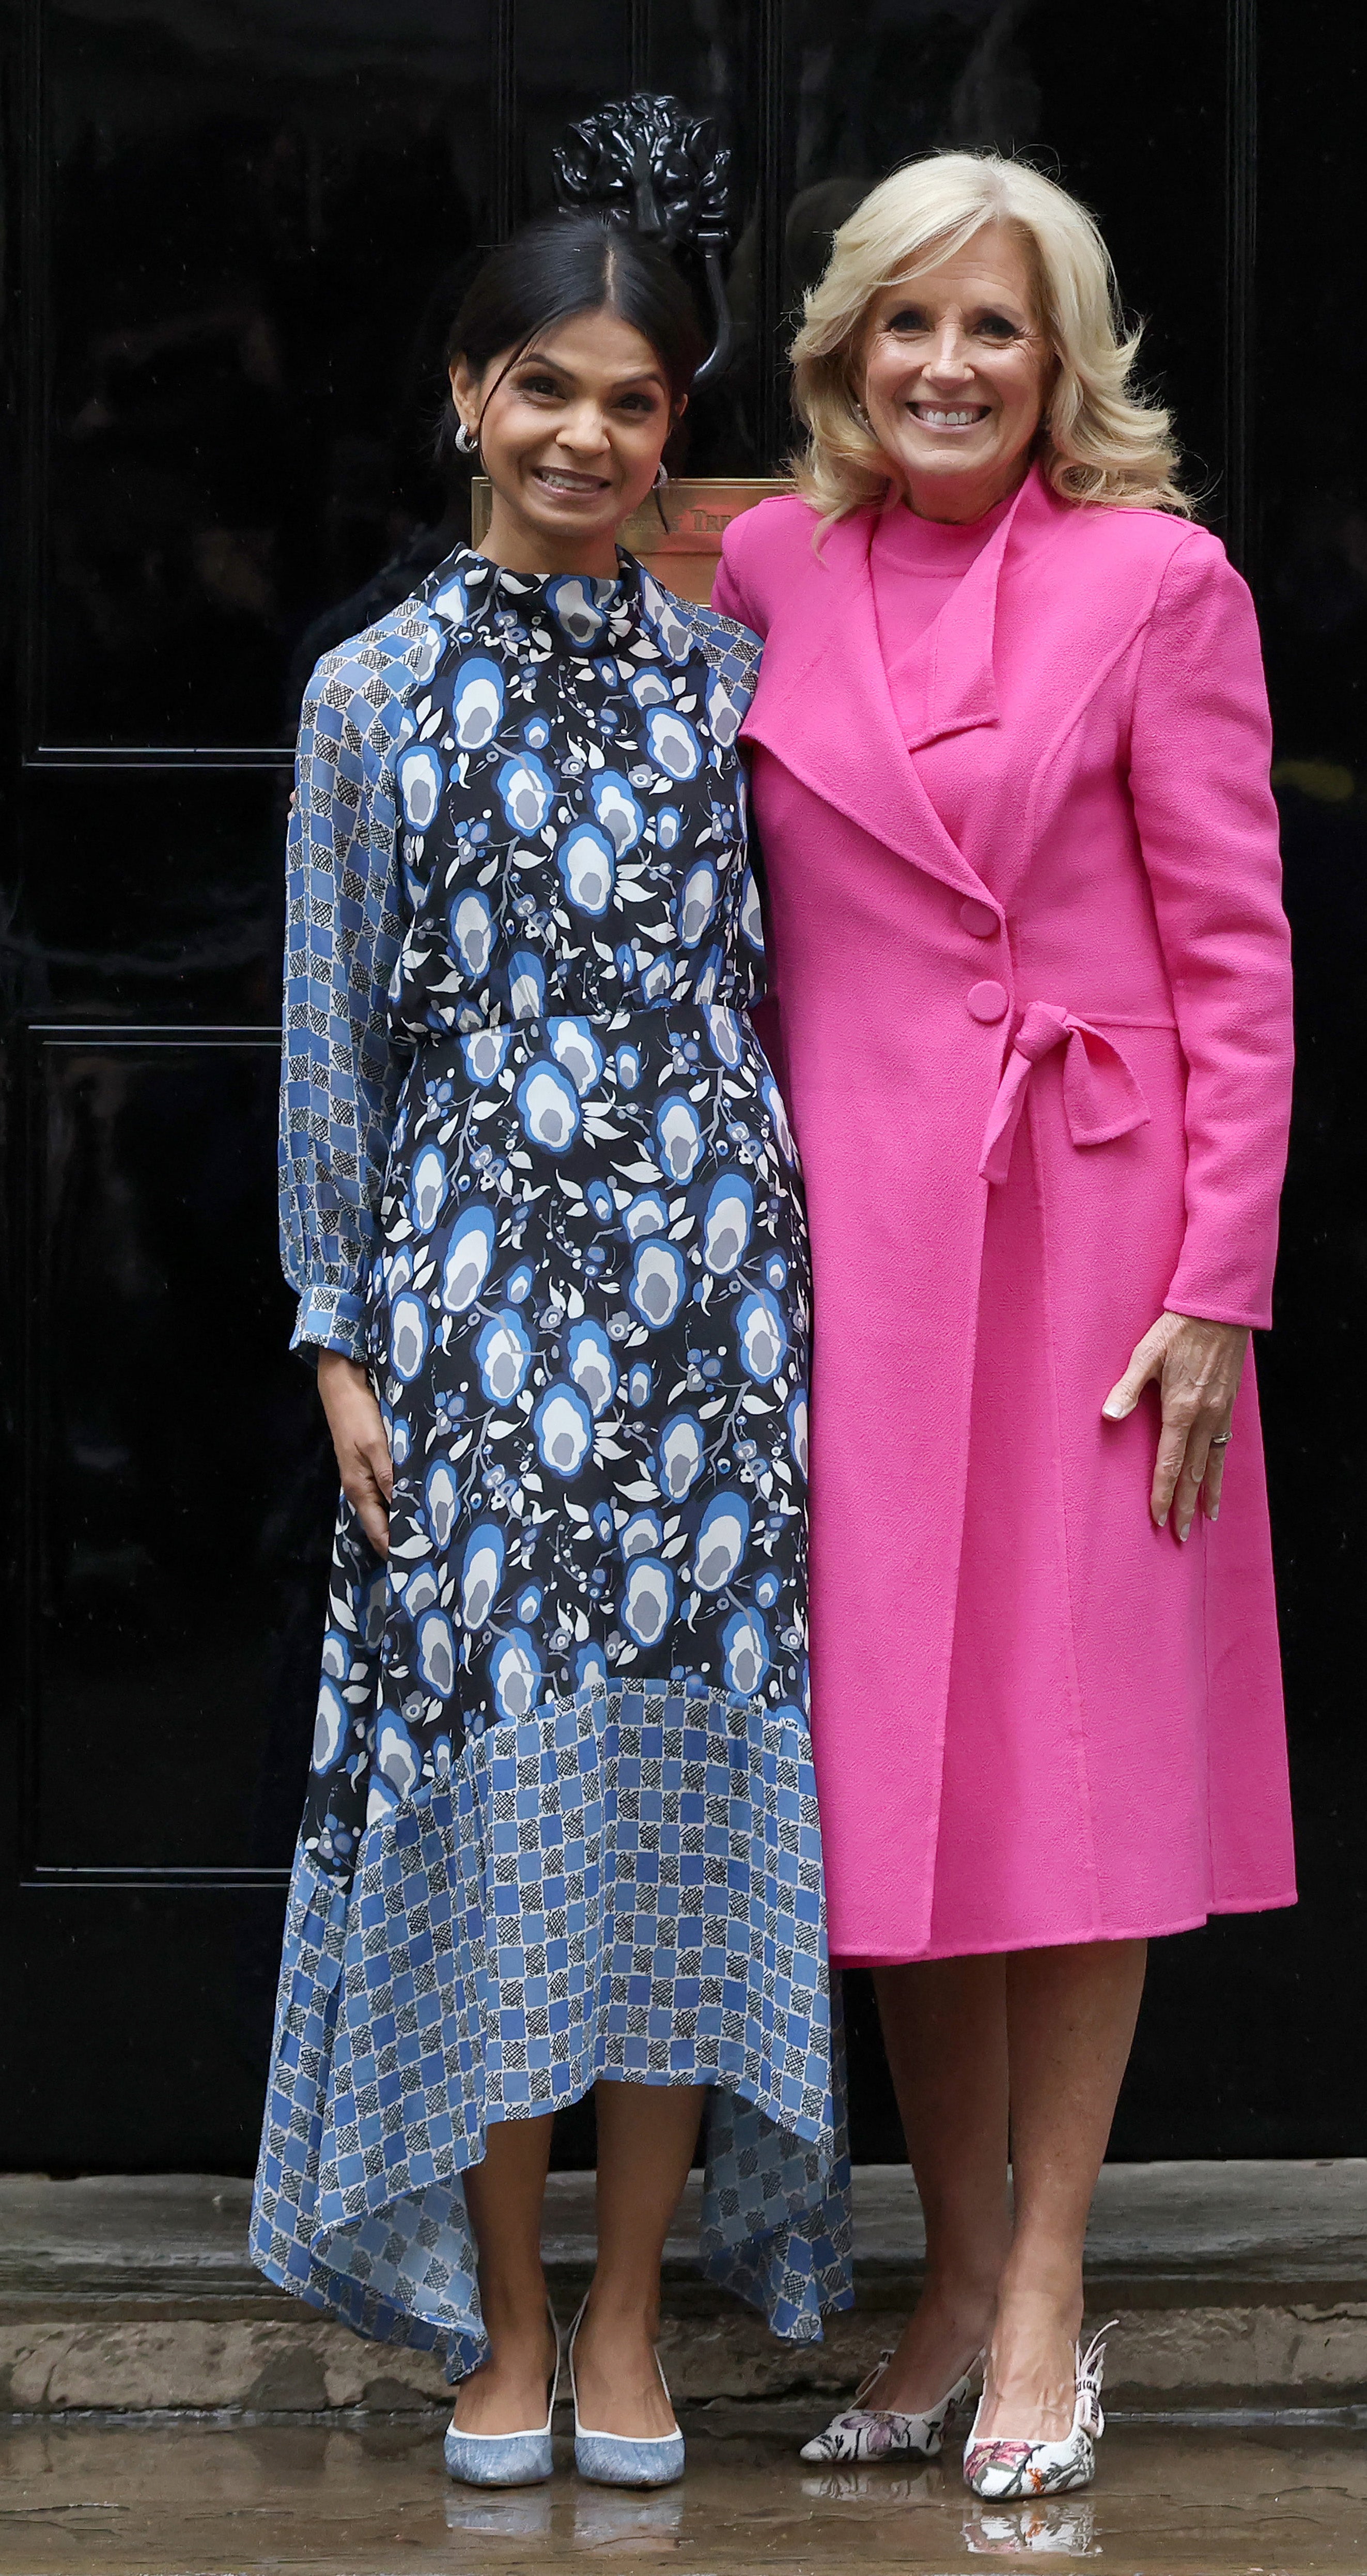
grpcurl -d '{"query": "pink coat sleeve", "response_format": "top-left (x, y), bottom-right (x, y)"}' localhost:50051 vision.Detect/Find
top-left (712, 511), bottom-right (765, 634)
top-left (1127, 530), bottom-right (1293, 1331)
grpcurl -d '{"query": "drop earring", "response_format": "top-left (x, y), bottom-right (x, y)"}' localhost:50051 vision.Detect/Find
top-left (653, 461), bottom-right (670, 489)
top-left (454, 420), bottom-right (478, 455)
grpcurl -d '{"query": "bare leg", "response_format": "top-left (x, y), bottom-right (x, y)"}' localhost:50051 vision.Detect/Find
top-left (450, 2113), bottom-right (557, 2434)
top-left (976, 1937), bottom-right (1147, 2439)
top-left (866, 1956), bottom-right (1013, 2411)
top-left (571, 2079), bottom-right (708, 2437)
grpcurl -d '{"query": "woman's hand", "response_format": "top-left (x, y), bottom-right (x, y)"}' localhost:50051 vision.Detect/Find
top-left (1102, 1313), bottom-right (1249, 1539)
top-left (317, 1351), bottom-right (393, 1555)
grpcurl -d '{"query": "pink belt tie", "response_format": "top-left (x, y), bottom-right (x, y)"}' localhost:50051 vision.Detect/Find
top-left (978, 1002), bottom-right (1151, 1186)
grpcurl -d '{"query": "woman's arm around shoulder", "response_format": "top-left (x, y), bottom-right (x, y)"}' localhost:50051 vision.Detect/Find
top-left (712, 490), bottom-right (818, 637)
top-left (1126, 523), bottom-right (1293, 1333)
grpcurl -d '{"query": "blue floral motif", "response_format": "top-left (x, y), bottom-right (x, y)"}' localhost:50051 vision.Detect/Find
top-left (620, 1508), bottom-right (663, 1558)
top-left (461, 1027), bottom-right (510, 1086)
top-left (739, 867), bottom-right (765, 951)
top-left (658, 1409), bottom-right (705, 1499)
top-left (703, 1174), bottom-right (753, 1275)
top-left (377, 1712), bottom-right (422, 1796)
top-left (416, 1610), bottom-right (458, 1697)
top-left (590, 771), bottom-right (644, 855)
top-left (490, 1628), bottom-right (542, 1718)
top-left (694, 1490), bottom-right (751, 1590)
top-left (449, 888), bottom-right (495, 979)
top-left (737, 1289), bottom-right (788, 1384)
top-left (441, 1205), bottom-right (496, 1311)
top-left (430, 568), bottom-right (469, 625)
top-left (624, 1188), bottom-right (669, 1239)
top-left (516, 1059), bottom-right (581, 1154)
top-left (645, 706), bottom-right (702, 780)
top-left (655, 1093), bottom-right (703, 1181)
top-left (627, 1237), bottom-right (688, 1329)
top-left (450, 656), bottom-right (504, 748)
top-left (474, 1308), bottom-right (534, 1403)
top-left (410, 1143), bottom-right (447, 1235)
top-left (390, 1292), bottom-right (428, 1381)
top-left (509, 950), bottom-right (547, 1019)
top-left (723, 1606), bottom-right (770, 1695)
top-left (556, 821), bottom-right (615, 916)
top-left (621, 1555), bottom-right (675, 1647)
top-left (425, 1460), bottom-right (459, 1549)
top-left (567, 1318), bottom-right (617, 1416)
top-left (706, 670), bottom-right (745, 748)
top-left (312, 1678), bottom-right (347, 1772)
top-left (497, 750), bottom-right (555, 835)
top-left (629, 668), bottom-right (672, 708)
top-left (397, 743), bottom-right (443, 832)
top-left (533, 1381), bottom-right (595, 1477)
top-left (706, 1005), bottom-right (743, 1068)
top-left (677, 860), bottom-right (718, 948)
top-left (461, 1522), bottom-right (504, 1628)
top-left (761, 1072), bottom-right (798, 1165)
top-left (550, 1018), bottom-right (604, 1095)
top-left (546, 575), bottom-right (610, 648)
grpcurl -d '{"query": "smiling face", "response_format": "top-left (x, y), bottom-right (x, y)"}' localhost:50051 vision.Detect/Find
top-left (859, 220), bottom-right (1052, 523)
top-left (452, 306), bottom-right (678, 579)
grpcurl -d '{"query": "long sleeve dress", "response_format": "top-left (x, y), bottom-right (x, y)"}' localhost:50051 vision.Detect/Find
top-left (249, 544), bottom-right (851, 2374)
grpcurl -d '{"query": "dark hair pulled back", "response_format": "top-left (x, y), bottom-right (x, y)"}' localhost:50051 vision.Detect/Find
top-left (439, 213), bottom-right (705, 470)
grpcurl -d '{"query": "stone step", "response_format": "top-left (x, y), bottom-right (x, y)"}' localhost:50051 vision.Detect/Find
top-left (2, 2163), bottom-right (1364, 2416)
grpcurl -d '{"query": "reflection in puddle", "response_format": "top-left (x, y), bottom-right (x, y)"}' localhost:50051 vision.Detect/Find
top-left (443, 2483), bottom-right (556, 2538)
top-left (801, 2463), bottom-right (943, 2504)
top-left (572, 2483), bottom-right (687, 2546)
top-left (964, 2499), bottom-right (1100, 2554)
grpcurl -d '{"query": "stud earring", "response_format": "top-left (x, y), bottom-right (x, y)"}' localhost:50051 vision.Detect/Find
top-left (454, 421), bottom-right (478, 455)
top-left (653, 461), bottom-right (670, 489)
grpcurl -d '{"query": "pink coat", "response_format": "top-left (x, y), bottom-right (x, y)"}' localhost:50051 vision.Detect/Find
top-left (714, 466), bottom-right (1296, 1963)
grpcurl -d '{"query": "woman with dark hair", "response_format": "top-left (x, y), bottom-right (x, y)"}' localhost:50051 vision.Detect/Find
top-left (249, 216), bottom-right (848, 2491)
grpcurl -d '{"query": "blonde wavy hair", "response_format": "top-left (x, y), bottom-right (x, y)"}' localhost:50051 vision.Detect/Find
top-left (790, 151), bottom-right (1192, 524)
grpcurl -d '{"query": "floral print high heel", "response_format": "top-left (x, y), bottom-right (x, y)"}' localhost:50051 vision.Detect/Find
top-left (962, 2321), bottom-right (1117, 2499)
top-left (799, 2346), bottom-right (983, 2464)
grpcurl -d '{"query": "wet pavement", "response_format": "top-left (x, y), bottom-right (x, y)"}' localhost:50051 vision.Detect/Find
top-left (2, 2407), bottom-right (1365, 2576)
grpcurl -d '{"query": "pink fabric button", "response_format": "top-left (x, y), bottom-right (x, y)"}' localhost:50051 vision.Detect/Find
top-left (967, 980), bottom-right (1009, 1024)
top-left (959, 898), bottom-right (999, 938)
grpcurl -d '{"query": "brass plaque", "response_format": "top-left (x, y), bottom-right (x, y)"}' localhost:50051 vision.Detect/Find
top-left (469, 477), bottom-right (789, 605)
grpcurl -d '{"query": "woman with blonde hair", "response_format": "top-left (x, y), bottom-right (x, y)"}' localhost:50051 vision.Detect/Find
top-left (714, 151), bottom-right (1294, 2499)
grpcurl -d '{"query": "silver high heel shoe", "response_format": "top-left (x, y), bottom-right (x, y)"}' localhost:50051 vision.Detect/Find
top-left (444, 2302), bottom-right (561, 2488)
top-left (962, 2320), bottom-right (1117, 2499)
top-left (799, 2346), bottom-right (983, 2464)
top-left (568, 2296), bottom-right (686, 2489)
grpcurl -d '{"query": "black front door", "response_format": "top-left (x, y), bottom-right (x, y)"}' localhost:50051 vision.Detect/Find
top-left (3, 0), bottom-right (1363, 2171)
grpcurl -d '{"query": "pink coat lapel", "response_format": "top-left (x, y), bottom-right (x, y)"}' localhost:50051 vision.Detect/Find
top-left (740, 470), bottom-right (1047, 902)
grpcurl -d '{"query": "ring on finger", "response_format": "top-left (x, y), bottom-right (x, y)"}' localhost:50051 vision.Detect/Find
top-left (1208, 1431), bottom-right (1233, 1448)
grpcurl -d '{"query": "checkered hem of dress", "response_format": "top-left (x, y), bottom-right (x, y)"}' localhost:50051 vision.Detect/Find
top-left (249, 1678), bottom-right (853, 2381)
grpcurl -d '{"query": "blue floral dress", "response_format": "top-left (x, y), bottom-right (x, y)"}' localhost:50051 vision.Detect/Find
top-left (249, 544), bottom-right (851, 2377)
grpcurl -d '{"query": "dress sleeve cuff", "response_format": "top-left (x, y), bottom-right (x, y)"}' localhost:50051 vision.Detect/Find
top-left (290, 1286), bottom-right (368, 1362)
